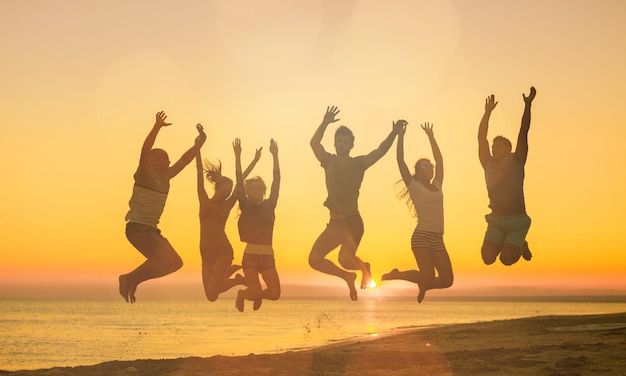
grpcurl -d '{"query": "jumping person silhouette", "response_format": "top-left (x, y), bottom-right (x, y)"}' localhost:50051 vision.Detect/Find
top-left (308, 106), bottom-right (404, 300)
top-left (119, 112), bottom-right (206, 303)
top-left (478, 87), bottom-right (536, 266)
top-left (382, 122), bottom-right (453, 303)
top-left (195, 144), bottom-right (260, 302)
top-left (233, 138), bottom-right (281, 312)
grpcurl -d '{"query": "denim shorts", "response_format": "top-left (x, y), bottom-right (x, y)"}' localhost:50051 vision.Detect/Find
top-left (484, 213), bottom-right (531, 247)
top-left (242, 253), bottom-right (276, 272)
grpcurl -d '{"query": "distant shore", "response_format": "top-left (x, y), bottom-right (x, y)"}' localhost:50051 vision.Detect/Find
top-left (4, 311), bottom-right (625, 376)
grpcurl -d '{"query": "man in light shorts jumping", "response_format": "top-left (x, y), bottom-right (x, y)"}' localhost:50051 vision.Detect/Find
top-left (477, 87), bottom-right (536, 266)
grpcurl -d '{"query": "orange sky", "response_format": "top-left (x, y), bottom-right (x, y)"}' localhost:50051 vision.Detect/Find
top-left (1, 1), bottom-right (625, 298)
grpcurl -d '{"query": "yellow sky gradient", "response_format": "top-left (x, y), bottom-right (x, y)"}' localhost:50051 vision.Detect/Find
top-left (1, 1), bottom-right (625, 297)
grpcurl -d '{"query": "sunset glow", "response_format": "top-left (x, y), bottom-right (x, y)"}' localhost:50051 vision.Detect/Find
top-left (1, 0), bottom-right (625, 299)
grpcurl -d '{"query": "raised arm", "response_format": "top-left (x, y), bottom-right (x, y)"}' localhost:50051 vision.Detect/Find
top-left (233, 138), bottom-right (246, 201)
top-left (363, 119), bottom-right (405, 169)
top-left (242, 146), bottom-right (262, 181)
top-left (195, 149), bottom-right (209, 204)
top-left (396, 123), bottom-right (412, 187)
top-left (478, 95), bottom-right (497, 168)
top-left (169, 123), bottom-right (207, 178)
top-left (515, 86), bottom-right (536, 164)
top-left (139, 111), bottom-right (171, 166)
top-left (310, 106), bottom-right (340, 163)
top-left (268, 139), bottom-right (280, 202)
top-left (422, 123), bottom-right (444, 184)
top-left (226, 145), bottom-right (262, 207)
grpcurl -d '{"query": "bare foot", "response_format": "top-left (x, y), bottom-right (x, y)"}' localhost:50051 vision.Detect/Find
top-left (360, 262), bottom-right (371, 289)
top-left (417, 284), bottom-right (426, 304)
top-left (521, 241), bottom-right (532, 261)
top-left (233, 274), bottom-right (246, 286)
top-left (235, 290), bottom-right (245, 312)
top-left (346, 272), bottom-right (358, 301)
top-left (381, 268), bottom-right (399, 281)
top-left (128, 283), bottom-right (137, 304)
top-left (253, 299), bottom-right (262, 311)
top-left (226, 264), bottom-right (243, 278)
top-left (118, 275), bottom-right (130, 303)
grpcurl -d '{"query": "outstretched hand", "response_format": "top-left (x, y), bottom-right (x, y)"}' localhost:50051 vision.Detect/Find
top-left (269, 139), bottom-right (278, 155)
top-left (523, 86), bottom-right (536, 104)
top-left (195, 123), bottom-right (206, 146)
top-left (421, 122), bottom-right (434, 137)
top-left (253, 146), bottom-right (263, 161)
top-left (233, 138), bottom-right (263, 158)
top-left (155, 111), bottom-right (172, 127)
top-left (393, 119), bottom-right (408, 134)
top-left (233, 138), bottom-right (242, 156)
top-left (323, 106), bottom-right (341, 124)
top-left (485, 95), bottom-right (498, 112)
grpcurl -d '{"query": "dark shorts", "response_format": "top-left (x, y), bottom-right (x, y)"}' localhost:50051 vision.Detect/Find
top-left (200, 234), bottom-right (234, 265)
top-left (125, 222), bottom-right (175, 258)
top-left (310, 215), bottom-right (364, 258)
top-left (242, 253), bottom-right (276, 272)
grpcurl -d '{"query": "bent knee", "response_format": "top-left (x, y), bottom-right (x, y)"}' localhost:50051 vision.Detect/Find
top-left (499, 254), bottom-right (520, 266)
top-left (267, 289), bottom-right (281, 301)
top-left (309, 254), bottom-right (323, 269)
top-left (481, 254), bottom-right (497, 265)
top-left (499, 245), bottom-right (521, 266)
top-left (171, 255), bottom-right (183, 271)
top-left (441, 275), bottom-right (454, 288)
top-left (205, 290), bottom-right (219, 302)
top-left (338, 254), bottom-right (357, 270)
top-left (481, 243), bottom-right (500, 265)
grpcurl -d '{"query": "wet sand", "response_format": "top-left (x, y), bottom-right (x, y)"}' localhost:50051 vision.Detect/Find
top-left (4, 311), bottom-right (625, 375)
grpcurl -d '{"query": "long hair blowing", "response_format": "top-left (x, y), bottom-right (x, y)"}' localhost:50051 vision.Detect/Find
top-left (203, 158), bottom-right (223, 185)
top-left (395, 158), bottom-right (430, 218)
top-left (396, 180), bottom-right (416, 218)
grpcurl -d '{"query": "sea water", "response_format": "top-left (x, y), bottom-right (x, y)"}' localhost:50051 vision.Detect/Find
top-left (1, 297), bottom-right (625, 371)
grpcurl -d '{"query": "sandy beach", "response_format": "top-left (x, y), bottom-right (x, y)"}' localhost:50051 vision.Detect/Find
top-left (4, 311), bottom-right (625, 376)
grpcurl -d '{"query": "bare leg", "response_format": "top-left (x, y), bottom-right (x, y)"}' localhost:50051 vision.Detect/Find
top-left (418, 251), bottom-right (454, 303)
top-left (499, 244), bottom-right (522, 266)
top-left (252, 268), bottom-right (281, 311)
top-left (119, 251), bottom-right (183, 304)
top-left (310, 221), bottom-right (365, 300)
top-left (204, 257), bottom-right (245, 302)
top-left (310, 254), bottom-right (358, 300)
top-left (119, 275), bottom-right (131, 303)
top-left (223, 274), bottom-right (246, 293)
top-left (521, 241), bottom-right (532, 261)
top-left (382, 247), bottom-right (453, 303)
top-left (381, 268), bottom-right (399, 281)
top-left (481, 240), bottom-right (501, 265)
top-left (336, 253), bottom-right (372, 291)
top-left (236, 267), bottom-right (263, 312)
top-left (225, 264), bottom-right (242, 278)
top-left (360, 262), bottom-right (371, 289)
top-left (235, 289), bottom-right (245, 312)
top-left (381, 268), bottom-right (421, 284)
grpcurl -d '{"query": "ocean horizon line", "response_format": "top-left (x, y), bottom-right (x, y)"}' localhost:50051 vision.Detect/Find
top-left (1, 292), bottom-right (625, 303)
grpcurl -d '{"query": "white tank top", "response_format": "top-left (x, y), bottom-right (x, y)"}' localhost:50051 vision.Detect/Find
top-left (407, 179), bottom-right (444, 233)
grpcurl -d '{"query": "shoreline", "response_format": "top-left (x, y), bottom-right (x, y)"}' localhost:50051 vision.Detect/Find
top-left (4, 311), bottom-right (626, 375)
